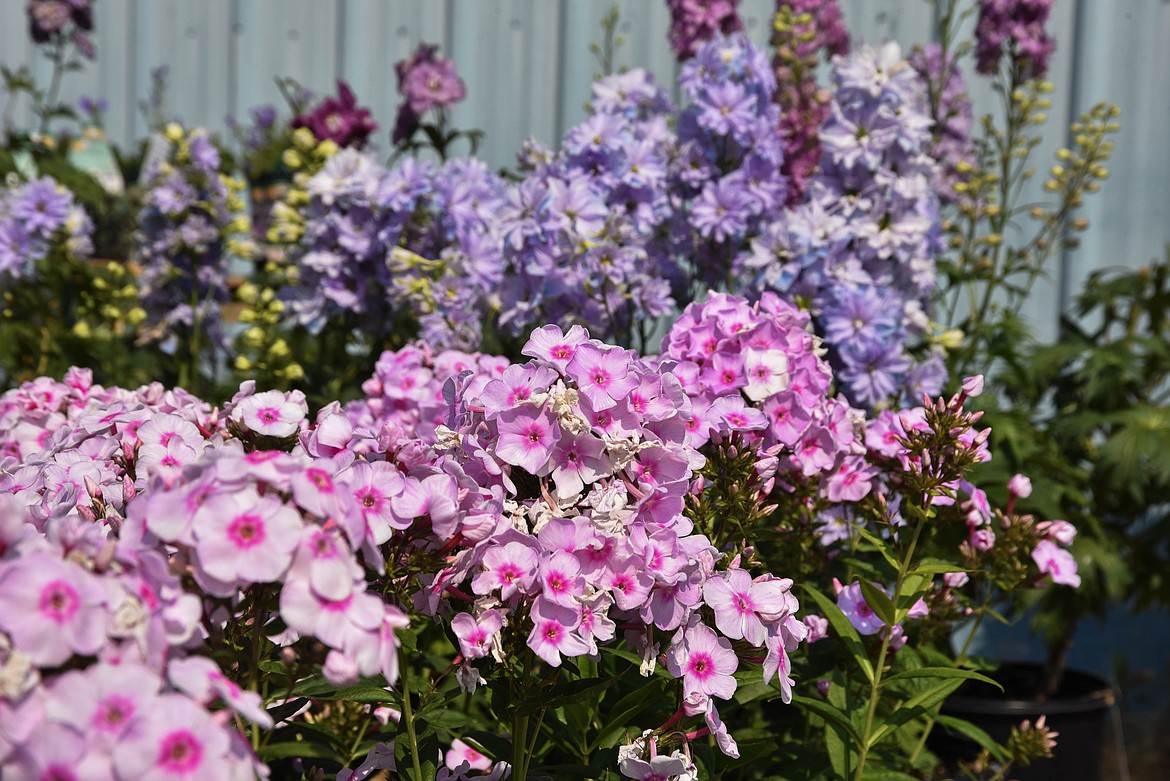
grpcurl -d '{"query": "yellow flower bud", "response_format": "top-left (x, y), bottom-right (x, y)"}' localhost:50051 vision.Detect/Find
top-left (315, 139), bottom-right (339, 158)
top-left (281, 149), bottom-right (303, 170)
top-left (282, 362), bottom-right (305, 381)
top-left (127, 307), bottom-right (147, 326)
top-left (165, 123), bottom-right (184, 142)
top-left (234, 355), bottom-right (253, 371)
top-left (292, 127), bottom-right (317, 151)
top-left (72, 320), bottom-right (93, 339)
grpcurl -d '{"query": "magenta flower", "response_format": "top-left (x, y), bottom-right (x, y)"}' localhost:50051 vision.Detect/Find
top-left (293, 80), bottom-right (378, 149)
top-left (230, 388), bottom-right (307, 439)
top-left (665, 622), bottom-right (739, 700)
top-left (1032, 539), bottom-right (1081, 587)
top-left (526, 596), bottom-right (590, 667)
top-left (567, 345), bottom-right (639, 412)
top-left (703, 568), bottom-right (791, 647)
top-left (46, 662), bottom-right (161, 747)
top-left (522, 323), bottom-right (591, 371)
top-left (0, 553), bottom-right (108, 666)
top-left (835, 579), bottom-right (884, 636)
top-left (115, 694), bottom-right (233, 780)
top-left (544, 431), bottom-right (610, 498)
top-left (495, 406), bottom-right (561, 475)
top-left (445, 738), bottom-right (493, 773)
top-left (471, 541), bottom-right (539, 601)
top-left (538, 550), bottom-right (585, 607)
top-left (396, 43), bottom-right (467, 116)
top-left (192, 488), bottom-right (302, 587)
top-left (450, 609), bottom-right (504, 660)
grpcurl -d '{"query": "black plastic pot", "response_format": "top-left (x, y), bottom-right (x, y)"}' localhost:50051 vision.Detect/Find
top-left (931, 662), bottom-right (1115, 781)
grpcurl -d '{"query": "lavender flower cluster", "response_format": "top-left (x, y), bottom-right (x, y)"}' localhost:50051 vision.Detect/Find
top-left (497, 68), bottom-right (679, 346)
top-left (282, 147), bottom-right (506, 350)
top-left (666, 0), bottom-right (743, 60)
top-left (742, 42), bottom-right (947, 409)
top-left (975, 0), bottom-right (1056, 78)
top-left (133, 125), bottom-right (249, 355)
top-left (0, 176), bottom-right (93, 282)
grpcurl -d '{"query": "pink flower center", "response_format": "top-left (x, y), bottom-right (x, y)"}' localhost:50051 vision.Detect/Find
top-left (552, 345), bottom-right (573, 360)
top-left (688, 652), bottom-right (713, 680)
top-left (39, 580), bottom-right (80, 623)
top-left (591, 370), bottom-right (610, 387)
top-left (95, 696), bottom-right (134, 731)
top-left (257, 407), bottom-right (281, 424)
top-left (227, 514), bottom-right (266, 549)
top-left (158, 730), bottom-right (203, 772)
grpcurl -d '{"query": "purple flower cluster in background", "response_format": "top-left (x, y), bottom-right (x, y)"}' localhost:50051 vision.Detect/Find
top-left (908, 43), bottom-right (976, 205)
top-left (975, 0), bottom-right (1056, 78)
top-left (133, 127), bottom-right (240, 356)
top-left (771, 0), bottom-right (850, 201)
top-left (666, 0), bottom-right (744, 60)
top-left (0, 177), bottom-right (93, 281)
top-left (293, 80), bottom-right (378, 150)
top-left (27, 0), bottom-right (95, 59)
top-left (392, 43), bottom-right (468, 144)
top-left (742, 43), bottom-right (946, 409)
top-left (282, 147), bottom-right (505, 350)
top-left (497, 68), bottom-right (679, 347)
top-left (670, 33), bottom-right (787, 292)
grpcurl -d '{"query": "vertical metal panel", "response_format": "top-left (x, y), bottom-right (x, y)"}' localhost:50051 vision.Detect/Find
top-left (0, 0), bottom-right (1166, 326)
top-left (232, 0), bottom-right (339, 130)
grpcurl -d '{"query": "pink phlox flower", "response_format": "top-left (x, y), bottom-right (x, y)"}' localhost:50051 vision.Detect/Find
top-left (192, 487), bottom-right (302, 588)
top-left (114, 693), bottom-right (233, 780)
top-left (168, 655), bottom-right (273, 727)
top-left (795, 426), bottom-right (838, 477)
top-left (627, 378), bottom-right (676, 422)
top-left (641, 576), bottom-right (702, 631)
top-left (709, 395), bottom-right (767, 432)
top-left (279, 576), bottom-right (383, 650)
top-left (340, 742), bottom-right (396, 781)
top-left (231, 388), bottom-right (308, 439)
top-left (5, 721), bottom-right (113, 781)
top-left (450, 609), bottom-right (504, 660)
top-left (630, 447), bottom-right (689, 489)
top-left (471, 541), bottom-right (539, 601)
top-left (665, 621), bottom-right (738, 700)
top-left (824, 455), bottom-right (875, 502)
top-left (446, 738), bottom-right (493, 772)
top-left (0, 552), bottom-right (109, 666)
top-left (45, 662), bottom-right (161, 747)
top-left (834, 578), bottom-right (884, 636)
top-left (629, 525), bottom-right (685, 585)
top-left (567, 345), bottom-right (639, 412)
top-left (495, 406), bottom-right (561, 476)
top-left (1032, 539), bottom-right (1081, 587)
top-left (395, 472), bottom-right (462, 538)
top-left (743, 347), bottom-right (790, 401)
top-left (539, 550), bottom-right (586, 607)
top-left (703, 568), bottom-right (789, 647)
top-left (480, 365), bottom-right (558, 414)
top-left (577, 590), bottom-right (616, 654)
top-left (543, 431), bottom-right (611, 499)
top-left (1035, 519), bottom-right (1077, 546)
top-left (288, 525), bottom-right (364, 602)
top-left (606, 556), bottom-right (655, 611)
top-left (526, 596), bottom-right (590, 667)
top-left (700, 351), bottom-right (746, 395)
top-left (803, 614), bottom-right (829, 644)
top-left (338, 460), bottom-right (408, 545)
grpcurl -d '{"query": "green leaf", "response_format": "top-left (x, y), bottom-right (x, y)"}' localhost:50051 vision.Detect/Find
top-left (880, 667), bottom-right (1002, 690)
top-left (587, 678), bottom-right (667, 752)
top-left (322, 684), bottom-right (393, 704)
top-left (265, 697), bottom-right (309, 725)
top-left (791, 694), bottom-right (863, 744)
top-left (857, 579), bottom-right (895, 627)
top-left (258, 738), bottom-right (338, 762)
top-left (803, 584), bottom-right (875, 684)
top-left (854, 525), bottom-right (899, 571)
top-left (867, 679), bottom-right (965, 747)
top-left (516, 675), bottom-right (616, 715)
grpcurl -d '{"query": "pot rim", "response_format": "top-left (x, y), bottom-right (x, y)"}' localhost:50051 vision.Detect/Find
top-left (943, 662), bottom-right (1115, 716)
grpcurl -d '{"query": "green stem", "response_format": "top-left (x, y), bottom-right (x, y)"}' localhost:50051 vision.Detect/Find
top-left (853, 506), bottom-right (929, 780)
top-left (37, 37), bottom-right (67, 136)
top-left (397, 646), bottom-right (425, 781)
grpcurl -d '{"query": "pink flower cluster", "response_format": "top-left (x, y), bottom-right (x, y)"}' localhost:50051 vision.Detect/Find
top-left (660, 291), bottom-right (869, 493)
top-left (371, 323), bottom-right (809, 761)
top-left (345, 343), bottom-right (508, 444)
top-left (0, 371), bottom-right (418, 778)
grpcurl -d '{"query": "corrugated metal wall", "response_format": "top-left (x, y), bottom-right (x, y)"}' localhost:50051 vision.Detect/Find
top-left (2, 0), bottom-right (1167, 331)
